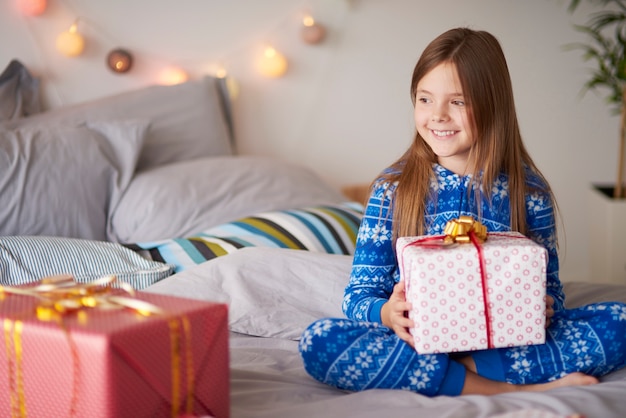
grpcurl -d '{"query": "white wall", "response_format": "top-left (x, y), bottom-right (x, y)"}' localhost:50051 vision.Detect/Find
top-left (0, 0), bottom-right (618, 282)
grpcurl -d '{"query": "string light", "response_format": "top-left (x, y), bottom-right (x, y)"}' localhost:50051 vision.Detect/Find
top-left (106, 48), bottom-right (133, 73)
top-left (215, 67), bottom-right (227, 78)
top-left (17, 0), bottom-right (47, 16)
top-left (257, 46), bottom-right (288, 78)
top-left (56, 21), bottom-right (85, 57)
top-left (158, 67), bottom-right (189, 85)
top-left (301, 15), bottom-right (326, 45)
top-left (22, 4), bottom-right (342, 82)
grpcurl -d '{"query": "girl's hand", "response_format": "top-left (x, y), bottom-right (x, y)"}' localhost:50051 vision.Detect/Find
top-left (381, 281), bottom-right (415, 347)
top-left (545, 295), bottom-right (555, 328)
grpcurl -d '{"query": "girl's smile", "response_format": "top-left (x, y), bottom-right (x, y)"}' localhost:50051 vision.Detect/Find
top-left (431, 129), bottom-right (459, 137)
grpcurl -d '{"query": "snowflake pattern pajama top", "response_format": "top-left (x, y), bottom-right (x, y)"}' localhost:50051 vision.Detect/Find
top-left (299, 164), bottom-right (626, 396)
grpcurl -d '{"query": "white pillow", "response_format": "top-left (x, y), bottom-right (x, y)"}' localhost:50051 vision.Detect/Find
top-left (0, 120), bottom-right (148, 240)
top-left (109, 156), bottom-right (347, 242)
top-left (145, 247), bottom-right (352, 340)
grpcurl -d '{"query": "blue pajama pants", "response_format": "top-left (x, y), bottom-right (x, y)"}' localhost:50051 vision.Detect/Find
top-left (298, 302), bottom-right (626, 396)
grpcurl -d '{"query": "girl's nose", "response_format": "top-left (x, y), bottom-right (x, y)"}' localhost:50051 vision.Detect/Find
top-left (431, 113), bottom-right (448, 122)
top-left (431, 104), bottom-right (448, 122)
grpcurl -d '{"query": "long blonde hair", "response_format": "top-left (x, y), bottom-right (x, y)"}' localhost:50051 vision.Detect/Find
top-left (381, 27), bottom-right (556, 240)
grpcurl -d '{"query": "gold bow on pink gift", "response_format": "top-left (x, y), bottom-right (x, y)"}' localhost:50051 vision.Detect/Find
top-left (443, 215), bottom-right (488, 244)
top-left (0, 274), bottom-right (164, 321)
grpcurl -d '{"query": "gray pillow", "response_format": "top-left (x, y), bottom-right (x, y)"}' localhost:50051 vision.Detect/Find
top-left (145, 247), bottom-right (352, 339)
top-left (0, 120), bottom-right (148, 240)
top-left (109, 156), bottom-right (348, 242)
top-left (0, 236), bottom-right (173, 289)
top-left (4, 76), bottom-right (233, 171)
top-left (0, 60), bottom-right (41, 121)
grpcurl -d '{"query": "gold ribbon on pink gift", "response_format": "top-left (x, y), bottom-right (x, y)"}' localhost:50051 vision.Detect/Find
top-left (443, 215), bottom-right (488, 244)
top-left (402, 216), bottom-right (494, 349)
top-left (0, 275), bottom-right (196, 418)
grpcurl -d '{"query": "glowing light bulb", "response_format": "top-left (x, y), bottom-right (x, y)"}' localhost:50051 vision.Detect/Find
top-left (257, 46), bottom-right (288, 78)
top-left (303, 16), bottom-right (315, 27)
top-left (215, 67), bottom-right (227, 78)
top-left (301, 15), bottom-right (326, 45)
top-left (158, 67), bottom-right (189, 85)
top-left (17, 0), bottom-right (47, 16)
top-left (106, 49), bottom-right (133, 74)
top-left (56, 23), bottom-right (85, 57)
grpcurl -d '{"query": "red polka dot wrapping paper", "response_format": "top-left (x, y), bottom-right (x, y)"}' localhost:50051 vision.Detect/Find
top-left (0, 289), bottom-right (229, 418)
top-left (397, 232), bottom-right (547, 354)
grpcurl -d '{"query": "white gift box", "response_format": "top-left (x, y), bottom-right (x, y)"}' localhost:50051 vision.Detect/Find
top-left (397, 232), bottom-right (547, 354)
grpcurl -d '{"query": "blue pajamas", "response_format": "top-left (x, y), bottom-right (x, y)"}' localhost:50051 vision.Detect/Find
top-left (299, 302), bottom-right (626, 395)
top-left (299, 164), bottom-right (626, 396)
top-left (299, 318), bottom-right (467, 396)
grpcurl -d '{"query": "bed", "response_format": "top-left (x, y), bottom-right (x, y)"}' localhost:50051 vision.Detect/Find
top-left (1, 66), bottom-right (625, 418)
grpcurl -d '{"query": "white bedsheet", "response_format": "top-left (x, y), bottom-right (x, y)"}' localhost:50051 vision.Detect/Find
top-left (146, 248), bottom-right (626, 418)
top-left (228, 332), bottom-right (626, 418)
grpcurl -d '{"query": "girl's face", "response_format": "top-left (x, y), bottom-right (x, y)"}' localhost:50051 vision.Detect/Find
top-left (414, 62), bottom-right (474, 175)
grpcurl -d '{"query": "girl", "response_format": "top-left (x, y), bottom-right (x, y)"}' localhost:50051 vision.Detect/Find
top-left (299, 27), bottom-right (626, 396)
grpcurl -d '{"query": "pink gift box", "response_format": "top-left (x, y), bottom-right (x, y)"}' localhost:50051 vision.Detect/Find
top-left (0, 288), bottom-right (229, 418)
top-left (397, 232), bottom-right (547, 354)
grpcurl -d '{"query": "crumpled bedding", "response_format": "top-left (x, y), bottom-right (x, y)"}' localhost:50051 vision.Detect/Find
top-left (146, 248), bottom-right (626, 418)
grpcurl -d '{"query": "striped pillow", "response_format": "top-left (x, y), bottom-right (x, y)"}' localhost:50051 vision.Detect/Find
top-left (0, 236), bottom-right (174, 289)
top-left (128, 203), bottom-right (363, 273)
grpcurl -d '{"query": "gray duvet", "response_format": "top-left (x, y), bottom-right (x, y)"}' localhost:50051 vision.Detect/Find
top-left (147, 248), bottom-right (626, 418)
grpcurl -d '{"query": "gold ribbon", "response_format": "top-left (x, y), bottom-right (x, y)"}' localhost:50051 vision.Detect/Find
top-left (0, 275), bottom-right (165, 321)
top-left (1, 275), bottom-right (194, 418)
top-left (443, 215), bottom-right (487, 244)
top-left (4, 319), bottom-right (25, 418)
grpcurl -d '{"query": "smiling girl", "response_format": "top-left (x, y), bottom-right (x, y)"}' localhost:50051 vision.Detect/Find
top-left (298, 27), bottom-right (626, 396)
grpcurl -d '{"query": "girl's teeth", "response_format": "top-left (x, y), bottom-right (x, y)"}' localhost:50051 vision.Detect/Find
top-left (434, 130), bottom-right (454, 137)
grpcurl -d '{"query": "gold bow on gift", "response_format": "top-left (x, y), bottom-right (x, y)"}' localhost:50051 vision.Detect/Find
top-left (443, 216), bottom-right (487, 244)
top-left (0, 274), bottom-right (164, 321)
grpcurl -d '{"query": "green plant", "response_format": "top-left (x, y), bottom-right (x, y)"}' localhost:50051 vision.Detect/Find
top-left (564, 0), bottom-right (626, 198)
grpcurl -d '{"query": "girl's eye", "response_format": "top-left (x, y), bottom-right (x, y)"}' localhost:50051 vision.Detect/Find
top-left (418, 97), bottom-right (431, 104)
top-left (452, 99), bottom-right (465, 106)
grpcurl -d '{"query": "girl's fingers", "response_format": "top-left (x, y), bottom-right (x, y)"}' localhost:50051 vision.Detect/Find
top-left (393, 282), bottom-right (406, 298)
top-left (393, 316), bottom-right (414, 329)
top-left (545, 303), bottom-right (554, 328)
top-left (395, 328), bottom-right (415, 347)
